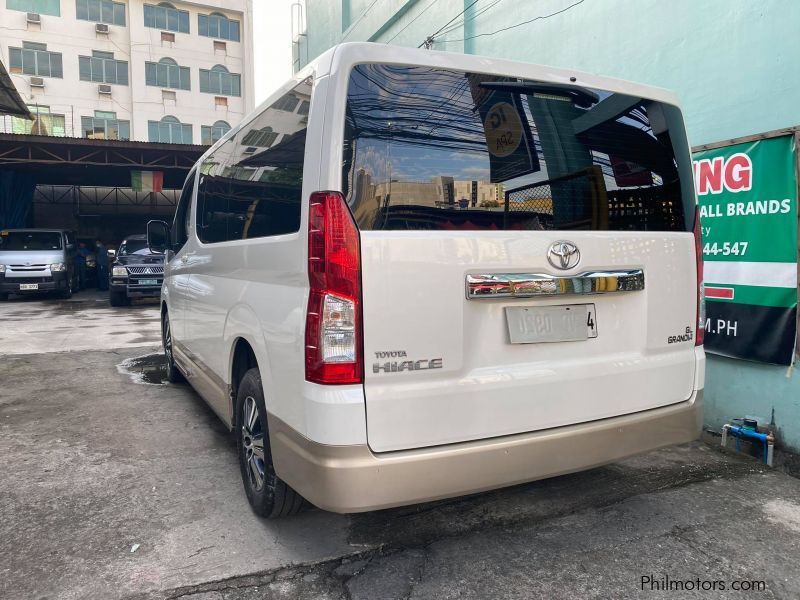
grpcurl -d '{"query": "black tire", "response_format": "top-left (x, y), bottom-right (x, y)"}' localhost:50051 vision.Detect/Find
top-left (58, 277), bottom-right (73, 299)
top-left (109, 290), bottom-right (128, 307)
top-left (161, 310), bottom-right (185, 384)
top-left (0, 293), bottom-right (8, 301)
top-left (236, 368), bottom-right (304, 518)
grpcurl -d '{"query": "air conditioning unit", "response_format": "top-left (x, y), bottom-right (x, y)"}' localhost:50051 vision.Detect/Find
top-left (29, 76), bottom-right (45, 88)
top-left (26, 12), bottom-right (41, 24)
top-left (95, 23), bottom-right (109, 34)
top-left (98, 84), bottom-right (112, 95)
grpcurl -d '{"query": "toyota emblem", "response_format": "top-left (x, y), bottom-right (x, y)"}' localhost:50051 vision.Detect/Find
top-left (547, 241), bottom-right (580, 270)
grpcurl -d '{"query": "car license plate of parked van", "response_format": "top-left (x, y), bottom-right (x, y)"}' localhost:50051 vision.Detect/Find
top-left (139, 279), bottom-right (158, 285)
top-left (505, 304), bottom-right (597, 343)
top-left (19, 283), bottom-right (38, 290)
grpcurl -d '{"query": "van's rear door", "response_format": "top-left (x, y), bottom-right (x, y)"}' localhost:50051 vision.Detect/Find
top-left (342, 64), bottom-right (699, 453)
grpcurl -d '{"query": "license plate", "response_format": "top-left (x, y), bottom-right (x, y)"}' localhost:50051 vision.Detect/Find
top-left (138, 279), bottom-right (159, 286)
top-left (505, 304), bottom-right (598, 344)
top-left (19, 283), bottom-right (38, 290)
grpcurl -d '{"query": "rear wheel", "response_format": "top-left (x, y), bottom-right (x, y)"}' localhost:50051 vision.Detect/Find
top-left (161, 310), bottom-right (185, 384)
top-left (236, 368), bottom-right (304, 518)
top-left (109, 290), bottom-right (128, 306)
top-left (0, 293), bottom-right (8, 301)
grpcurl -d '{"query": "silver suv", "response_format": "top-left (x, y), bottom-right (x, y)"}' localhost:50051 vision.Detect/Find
top-left (0, 229), bottom-right (77, 300)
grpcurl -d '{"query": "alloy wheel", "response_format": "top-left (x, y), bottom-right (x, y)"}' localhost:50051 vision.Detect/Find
top-left (241, 395), bottom-right (266, 491)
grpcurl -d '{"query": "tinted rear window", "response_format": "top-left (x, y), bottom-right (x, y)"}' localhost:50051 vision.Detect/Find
top-left (342, 64), bottom-right (694, 232)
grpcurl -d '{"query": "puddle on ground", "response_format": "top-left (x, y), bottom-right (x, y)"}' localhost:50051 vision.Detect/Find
top-left (117, 353), bottom-right (169, 385)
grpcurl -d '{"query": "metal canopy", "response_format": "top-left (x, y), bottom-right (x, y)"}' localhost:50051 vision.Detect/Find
top-left (0, 133), bottom-right (207, 188)
top-left (0, 60), bottom-right (31, 119)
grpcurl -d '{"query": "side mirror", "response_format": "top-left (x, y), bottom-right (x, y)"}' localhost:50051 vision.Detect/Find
top-left (147, 220), bottom-right (171, 254)
top-left (66, 243), bottom-right (75, 250)
top-left (107, 249), bottom-right (116, 257)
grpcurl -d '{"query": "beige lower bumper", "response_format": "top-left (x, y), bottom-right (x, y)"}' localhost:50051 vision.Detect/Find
top-left (269, 390), bottom-right (703, 514)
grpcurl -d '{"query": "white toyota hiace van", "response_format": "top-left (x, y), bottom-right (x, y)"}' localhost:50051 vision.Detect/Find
top-left (148, 43), bottom-right (705, 518)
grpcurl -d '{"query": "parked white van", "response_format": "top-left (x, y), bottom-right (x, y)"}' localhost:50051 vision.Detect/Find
top-left (148, 43), bottom-right (705, 518)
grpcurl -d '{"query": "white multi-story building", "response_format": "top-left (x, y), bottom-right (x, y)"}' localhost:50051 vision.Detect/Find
top-left (0, 0), bottom-right (255, 145)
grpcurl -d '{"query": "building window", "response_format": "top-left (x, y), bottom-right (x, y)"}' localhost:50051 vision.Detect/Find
top-left (198, 12), bottom-right (240, 41)
top-left (6, 0), bottom-right (60, 16)
top-left (143, 2), bottom-right (189, 33)
top-left (241, 126), bottom-right (278, 148)
top-left (200, 120), bottom-right (231, 145)
top-left (8, 42), bottom-right (63, 78)
top-left (81, 110), bottom-right (130, 140)
top-left (76, 0), bottom-right (125, 25)
top-left (148, 115), bottom-right (192, 144)
top-left (199, 64), bottom-right (240, 96)
top-left (12, 104), bottom-right (66, 136)
top-left (79, 50), bottom-right (128, 85)
top-left (297, 100), bottom-right (310, 116)
top-left (271, 94), bottom-right (299, 112)
top-left (145, 57), bottom-right (190, 90)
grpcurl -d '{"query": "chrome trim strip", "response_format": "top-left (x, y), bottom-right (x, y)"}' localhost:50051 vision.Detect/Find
top-left (466, 269), bottom-right (645, 299)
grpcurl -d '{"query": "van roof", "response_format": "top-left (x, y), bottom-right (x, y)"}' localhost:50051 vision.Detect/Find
top-left (316, 42), bottom-right (682, 107)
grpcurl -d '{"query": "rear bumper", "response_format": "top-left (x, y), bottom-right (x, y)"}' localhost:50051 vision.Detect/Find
top-left (270, 389), bottom-right (703, 513)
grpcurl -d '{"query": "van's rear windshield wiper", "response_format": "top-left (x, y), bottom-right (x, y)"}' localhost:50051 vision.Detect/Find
top-left (479, 81), bottom-right (600, 108)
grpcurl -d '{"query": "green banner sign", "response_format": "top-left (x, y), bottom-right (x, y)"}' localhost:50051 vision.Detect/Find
top-left (693, 134), bottom-right (798, 365)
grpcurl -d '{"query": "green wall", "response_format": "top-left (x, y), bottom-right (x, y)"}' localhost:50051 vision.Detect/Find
top-left (300, 0), bottom-right (800, 449)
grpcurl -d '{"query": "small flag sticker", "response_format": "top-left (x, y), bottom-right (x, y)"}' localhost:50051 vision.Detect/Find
top-left (131, 171), bottom-right (164, 193)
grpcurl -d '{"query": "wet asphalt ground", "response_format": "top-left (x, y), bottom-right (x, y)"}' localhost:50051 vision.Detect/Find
top-left (1, 292), bottom-right (800, 599)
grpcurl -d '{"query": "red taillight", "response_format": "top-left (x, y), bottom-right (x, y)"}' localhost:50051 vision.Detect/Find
top-left (305, 191), bottom-right (363, 384)
top-left (694, 208), bottom-right (705, 346)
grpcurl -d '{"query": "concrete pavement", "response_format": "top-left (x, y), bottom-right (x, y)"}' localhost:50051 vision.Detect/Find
top-left (1, 294), bottom-right (800, 599)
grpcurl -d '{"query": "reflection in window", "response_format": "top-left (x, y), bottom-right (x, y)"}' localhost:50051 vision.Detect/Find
top-left (343, 64), bottom-right (692, 233)
top-left (241, 126), bottom-right (278, 148)
top-left (270, 94), bottom-right (299, 112)
top-left (195, 78), bottom-right (312, 243)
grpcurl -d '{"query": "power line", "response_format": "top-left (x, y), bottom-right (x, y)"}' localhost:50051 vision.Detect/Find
top-left (419, 0), bottom-right (481, 48)
top-left (386, 0), bottom-right (439, 44)
top-left (341, 0), bottom-right (382, 41)
top-left (438, 0), bottom-right (586, 43)
top-left (437, 0), bottom-right (505, 37)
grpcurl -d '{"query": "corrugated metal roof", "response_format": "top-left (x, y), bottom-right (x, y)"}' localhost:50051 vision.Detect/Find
top-left (0, 60), bottom-right (31, 119)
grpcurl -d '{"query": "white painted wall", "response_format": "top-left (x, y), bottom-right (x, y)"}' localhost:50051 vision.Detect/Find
top-left (0, 0), bottom-right (255, 143)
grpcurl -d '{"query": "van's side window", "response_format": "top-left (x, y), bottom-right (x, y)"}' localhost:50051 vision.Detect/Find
top-left (172, 167), bottom-right (196, 251)
top-left (195, 77), bottom-right (311, 243)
